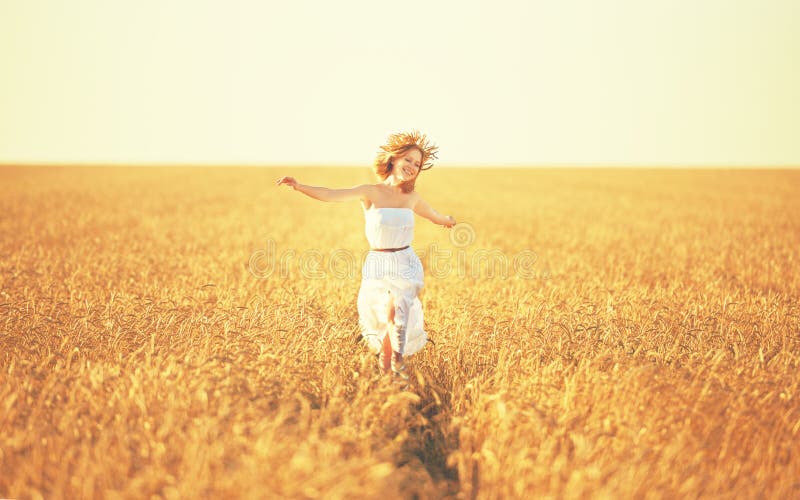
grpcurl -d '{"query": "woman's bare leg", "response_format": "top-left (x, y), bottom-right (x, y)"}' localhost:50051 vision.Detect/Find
top-left (380, 293), bottom-right (395, 375)
top-left (381, 333), bottom-right (392, 374)
top-left (383, 291), bottom-right (408, 379)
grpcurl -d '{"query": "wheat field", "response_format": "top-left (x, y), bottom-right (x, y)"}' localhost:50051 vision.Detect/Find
top-left (1, 165), bottom-right (798, 499)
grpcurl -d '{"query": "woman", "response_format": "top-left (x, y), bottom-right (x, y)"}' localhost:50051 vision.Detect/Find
top-left (276, 130), bottom-right (455, 379)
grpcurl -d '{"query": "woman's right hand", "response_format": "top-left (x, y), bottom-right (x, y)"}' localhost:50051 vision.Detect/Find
top-left (276, 176), bottom-right (299, 190)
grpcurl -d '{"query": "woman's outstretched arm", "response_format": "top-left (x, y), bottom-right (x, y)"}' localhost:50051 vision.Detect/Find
top-left (412, 195), bottom-right (456, 228)
top-left (276, 176), bottom-right (374, 202)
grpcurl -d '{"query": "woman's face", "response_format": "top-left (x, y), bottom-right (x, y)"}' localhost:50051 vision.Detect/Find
top-left (392, 148), bottom-right (422, 183)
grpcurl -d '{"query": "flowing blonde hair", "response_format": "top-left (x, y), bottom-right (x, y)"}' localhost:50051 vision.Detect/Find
top-left (373, 130), bottom-right (439, 193)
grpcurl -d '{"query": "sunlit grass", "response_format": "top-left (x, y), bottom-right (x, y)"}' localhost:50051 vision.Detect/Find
top-left (1, 165), bottom-right (798, 498)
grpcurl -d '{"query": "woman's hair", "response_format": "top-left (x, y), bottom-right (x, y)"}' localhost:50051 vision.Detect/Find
top-left (373, 130), bottom-right (439, 193)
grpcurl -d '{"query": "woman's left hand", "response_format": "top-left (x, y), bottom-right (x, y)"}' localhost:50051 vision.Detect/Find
top-left (443, 215), bottom-right (456, 228)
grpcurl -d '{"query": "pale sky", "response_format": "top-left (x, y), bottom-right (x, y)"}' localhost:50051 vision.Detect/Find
top-left (0, 0), bottom-right (798, 166)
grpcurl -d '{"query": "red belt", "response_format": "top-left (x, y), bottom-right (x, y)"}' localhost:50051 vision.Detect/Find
top-left (370, 245), bottom-right (410, 252)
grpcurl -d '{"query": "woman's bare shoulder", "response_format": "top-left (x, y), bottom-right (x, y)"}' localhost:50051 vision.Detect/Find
top-left (359, 184), bottom-right (382, 209)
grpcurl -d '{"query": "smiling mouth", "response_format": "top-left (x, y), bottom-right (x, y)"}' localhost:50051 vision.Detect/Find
top-left (403, 167), bottom-right (413, 176)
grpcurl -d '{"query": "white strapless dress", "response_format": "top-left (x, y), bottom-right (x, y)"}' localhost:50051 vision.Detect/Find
top-left (357, 207), bottom-right (427, 356)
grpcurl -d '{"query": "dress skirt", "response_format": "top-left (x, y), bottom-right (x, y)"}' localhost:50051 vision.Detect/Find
top-left (357, 247), bottom-right (427, 356)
